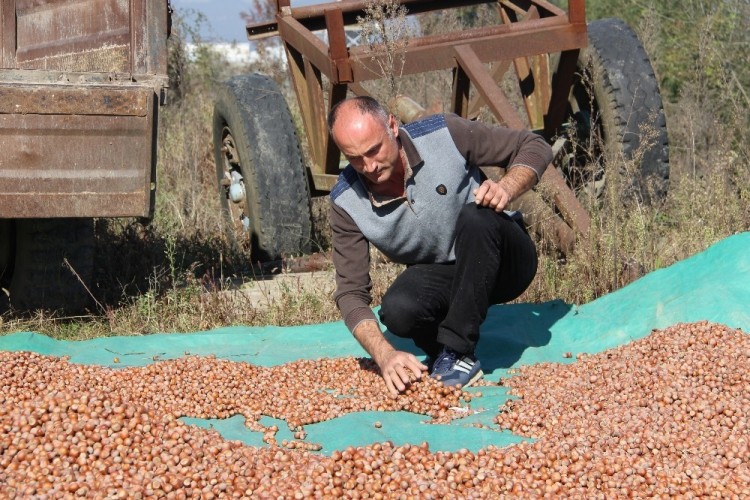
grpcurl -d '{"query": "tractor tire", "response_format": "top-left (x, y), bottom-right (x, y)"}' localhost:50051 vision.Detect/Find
top-left (562, 18), bottom-right (669, 205)
top-left (213, 73), bottom-right (312, 263)
top-left (0, 218), bottom-right (95, 313)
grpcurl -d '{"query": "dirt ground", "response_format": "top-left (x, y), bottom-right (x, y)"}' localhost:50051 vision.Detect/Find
top-left (236, 268), bottom-right (336, 311)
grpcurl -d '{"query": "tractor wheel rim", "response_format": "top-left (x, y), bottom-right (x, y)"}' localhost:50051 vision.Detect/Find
top-left (221, 128), bottom-right (251, 251)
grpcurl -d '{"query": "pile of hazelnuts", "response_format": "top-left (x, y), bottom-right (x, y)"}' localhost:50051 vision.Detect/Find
top-left (1, 320), bottom-right (748, 497)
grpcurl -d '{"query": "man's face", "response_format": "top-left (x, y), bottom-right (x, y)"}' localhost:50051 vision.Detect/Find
top-left (331, 108), bottom-right (402, 186)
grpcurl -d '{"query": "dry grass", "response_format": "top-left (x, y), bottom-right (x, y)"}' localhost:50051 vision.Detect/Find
top-left (0, 5), bottom-right (748, 340)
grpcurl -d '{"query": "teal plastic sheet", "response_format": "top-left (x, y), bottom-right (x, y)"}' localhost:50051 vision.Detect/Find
top-left (2, 232), bottom-right (749, 454)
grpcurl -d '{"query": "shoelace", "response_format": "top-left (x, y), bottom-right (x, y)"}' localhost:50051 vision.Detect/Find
top-left (432, 348), bottom-right (459, 373)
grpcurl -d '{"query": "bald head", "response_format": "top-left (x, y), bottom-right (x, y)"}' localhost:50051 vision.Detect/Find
top-left (328, 96), bottom-right (390, 134)
top-left (327, 96), bottom-right (404, 191)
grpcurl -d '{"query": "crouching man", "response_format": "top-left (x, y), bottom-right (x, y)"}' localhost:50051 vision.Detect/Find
top-left (328, 96), bottom-right (551, 396)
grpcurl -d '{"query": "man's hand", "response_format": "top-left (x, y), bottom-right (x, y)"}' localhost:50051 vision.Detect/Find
top-left (473, 166), bottom-right (540, 212)
top-left (379, 350), bottom-right (427, 397)
top-left (473, 179), bottom-right (511, 212)
top-left (352, 320), bottom-right (427, 396)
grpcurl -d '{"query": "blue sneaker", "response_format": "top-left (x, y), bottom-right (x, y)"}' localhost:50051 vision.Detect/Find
top-left (429, 346), bottom-right (483, 388)
top-left (423, 355), bottom-right (437, 373)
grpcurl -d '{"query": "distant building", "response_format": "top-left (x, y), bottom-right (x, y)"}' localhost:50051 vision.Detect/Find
top-left (185, 24), bottom-right (407, 68)
top-left (185, 42), bottom-right (286, 67)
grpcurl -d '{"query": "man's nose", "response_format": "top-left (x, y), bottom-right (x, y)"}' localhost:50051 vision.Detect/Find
top-left (363, 157), bottom-right (378, 173)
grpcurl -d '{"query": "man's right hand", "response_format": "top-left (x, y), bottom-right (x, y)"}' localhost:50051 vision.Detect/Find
top-left (352, 320), bottom-right (427, 396)
top-left (378, 350), bottom-right (427, 396)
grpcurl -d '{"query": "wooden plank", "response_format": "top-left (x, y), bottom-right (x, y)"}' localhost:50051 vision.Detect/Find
top-left (286, 45), bottom-right (317, 164)
top-left (303, 56), bottom-right (326, 167)
top-left (0, 84), bottom-right (150, 116)
top-left (501, 6), bottom-right (547, 129)
top-left (15, 0), bottom-right (130, 66)
top-left (533, 54), bottom-right (551, 121)
top-left (0, 67), bottom-right (160, 84)
top-left (131, 0), bottom-right (147, 74)
top-left (152, 0), bottom-right (170, 75)
top-left (0, 108), bottom-right (154, 218)
top-left (0, 192), bottom-right (151, 218)
top-left (311, 172), bottom-right (338, 192)
top-left (1, 0), bottom-right (17, 69)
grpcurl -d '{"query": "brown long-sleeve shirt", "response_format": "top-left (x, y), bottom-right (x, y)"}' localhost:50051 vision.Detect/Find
top-left (329, 113), bottom-right (552, 333)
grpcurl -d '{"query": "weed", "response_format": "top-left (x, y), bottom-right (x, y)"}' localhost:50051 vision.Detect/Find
top-left (356, 0), bottom-right (414, 102)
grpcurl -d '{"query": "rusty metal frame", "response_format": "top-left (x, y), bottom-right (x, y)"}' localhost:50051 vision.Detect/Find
top-left (248, 0), bottom-right (592, 247)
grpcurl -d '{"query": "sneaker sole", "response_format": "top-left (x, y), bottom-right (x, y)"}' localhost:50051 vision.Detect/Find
top-left (462, 369), bottom-right (484, 388)
top-left (436, 368), bottom-right (485, 388)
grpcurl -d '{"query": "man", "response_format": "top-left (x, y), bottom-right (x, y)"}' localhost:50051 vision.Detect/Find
top-left (328, 96), bottom-right (551, 396)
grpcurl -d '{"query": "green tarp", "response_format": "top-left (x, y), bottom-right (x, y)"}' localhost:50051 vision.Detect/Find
top-left (2, 232), bottom-right (749, 454)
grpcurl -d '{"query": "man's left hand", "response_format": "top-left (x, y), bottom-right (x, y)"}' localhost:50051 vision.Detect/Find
top-left (473, 179), bottom-right (511, 212)
top-left (473, 166), bottom-right (540, 211)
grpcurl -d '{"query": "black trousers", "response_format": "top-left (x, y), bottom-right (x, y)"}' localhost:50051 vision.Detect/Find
top-left (378, 204), bottom-right (538, 357)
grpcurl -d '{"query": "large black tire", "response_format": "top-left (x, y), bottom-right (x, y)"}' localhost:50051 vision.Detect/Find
top-left (562, 18), bottom-right (669, 205)
top-left (0, 218), bottom-right (95, 313)
top-left (213, 73), bottom-right (312, 263)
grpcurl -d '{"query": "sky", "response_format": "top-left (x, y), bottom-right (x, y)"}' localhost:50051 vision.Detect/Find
top-left (171, 0), bottom-right (322, 43)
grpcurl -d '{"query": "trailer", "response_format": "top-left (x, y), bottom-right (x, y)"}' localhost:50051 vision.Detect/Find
top-left (213, 0), bottom-right (668, 262)
top-left (0, 0), bottom-right (171, 311)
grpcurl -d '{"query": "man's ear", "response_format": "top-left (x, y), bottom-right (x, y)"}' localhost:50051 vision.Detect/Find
top-left (388, 114), bottom-right (399, 138)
